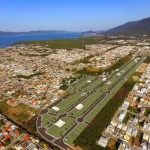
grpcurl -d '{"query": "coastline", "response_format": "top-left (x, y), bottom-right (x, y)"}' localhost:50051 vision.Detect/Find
top-left (0, 32), bottom-right (86, 48)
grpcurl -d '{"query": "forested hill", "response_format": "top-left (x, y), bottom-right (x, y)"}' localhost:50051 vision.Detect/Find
top-left (105, 17), bottom-right (150, 36)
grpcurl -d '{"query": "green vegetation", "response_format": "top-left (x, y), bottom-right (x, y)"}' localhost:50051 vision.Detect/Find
top-left (73, 60), bottom-right (144, 150)
top-left (144, 56), bottom-right (150, 63)
top-left (17, 111), bottom-right (30, 121)
top-left (45, 56), bottom-right (145, 149)
top-left (49, 92), bottom-right (82, 114)
top-left (105, 17), bottom-right (150, 36)
top-left (69, 91), bottom-right (104, 118)
top-left (131, 137), bottom-right (135, 145)
top-left (75, 67), bottom-right (101, 76)
top-left (47, 117), bottom-right (75, 138)
top-left (14, 36), bottom-right (105, 49)
top-left (3, 139), bottom-right (11, 146)
top-left (24, 117), bottom-right (37, 133)
top-left (136, 96), bottom-right (141, 103)
top-left (16, 72), bottom-right (45, 79)
top-left (60, 75), bottom-right (84, 90)
top-left (53, 147), bottom-right (60, 150)
top-left (105, 54), bottom-right (132, 73)
top-left (72, 55), bottom-right (94, 65)
top-left (123, 112), bottom-right (134, 124)
top-left (76, 54), bottom-right (132, 76)
top-left (113, 142), bottom-right (120, 150)
top-left (0, 119), bottom-right (4, 126)
top-left (0, 100), bottom-right (39, 127)
top-left (74, 87), bottom-right (127, 150)
top-left (7, 57), bottom-right (15, 61)
top-left (0, 100), bottom-right (10, 112)
top-left (144, 107), bottom-right (150, 117)
top-left (42, 114), bottom-right (56, 127)
top-left (19, 53), bottom-right (49, 57)
top-left (138, 121), bottom-right (143, 127)
top-left (65, 123), bottom-right (87, 145)
top-left (128, 106), bottom-right (139, 114)
top-left (59, 83), bottom-right (68, 90)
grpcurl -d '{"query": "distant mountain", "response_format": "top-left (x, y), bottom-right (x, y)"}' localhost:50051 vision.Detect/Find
top-left (105, 17), bottom-right (150, 36)
top-left (0, 30), bottom-right (68, 36)
top-left (81, 30), bottom-right (96, 34)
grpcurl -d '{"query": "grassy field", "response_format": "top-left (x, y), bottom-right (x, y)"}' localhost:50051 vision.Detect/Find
top-left (68, 92), bottom-right (103, 118)
top-left (65, 123), bottom-right (87, 145)
top-left (47, 117), bottom-right (75, 138)
top-left (83, 78), bottom-right (103, 92)
top-left (42, 114), bottom-right (57, 127)
top-left (49, 92), bottom-right (82, 114)
top-left (73, 76), bottom-right (95, 89)
top-left (84, 93), bottom-right (114, 122)
top-left (0, 100), bottom-right (39, 124)
top-left (66, 76), bottom-right (95, 93)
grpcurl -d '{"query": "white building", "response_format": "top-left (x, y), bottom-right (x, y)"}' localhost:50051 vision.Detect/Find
top-left (97, 136), bottom-right (108, 148)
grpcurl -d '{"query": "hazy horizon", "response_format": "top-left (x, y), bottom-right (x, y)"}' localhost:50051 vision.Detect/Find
top-left (1, 0), bottom-right (150, 32)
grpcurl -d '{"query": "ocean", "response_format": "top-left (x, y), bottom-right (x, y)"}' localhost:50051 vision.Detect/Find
top-left (0, 32), bottom-right (85, 48)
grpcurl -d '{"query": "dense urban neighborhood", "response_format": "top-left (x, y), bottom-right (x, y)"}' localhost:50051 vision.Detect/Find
top-left (98, 62), bottom-right (150, 150)
top-left (0, 35), bottom-right (150, 150)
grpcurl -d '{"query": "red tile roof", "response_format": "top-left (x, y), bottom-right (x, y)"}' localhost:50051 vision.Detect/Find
top-left (14, 129), bottom-right (20, 135)
top-left (5, 134), bottom-right (11, 139)
top-left (5, 126), bottom-right (11, 131)
top-left (24, 135), bottom-right (30, 140)
top-left (0, 144), bottom-right (3, 148)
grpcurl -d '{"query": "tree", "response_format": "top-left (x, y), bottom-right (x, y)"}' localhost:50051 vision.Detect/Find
top-left (53, 147), bottom-right (60, 150)
top-left (66, 68), bottom-right (70, 72)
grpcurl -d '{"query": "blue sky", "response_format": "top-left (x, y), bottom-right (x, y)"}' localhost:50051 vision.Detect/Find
top-left (0, 0), bottom-right (150, 32)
